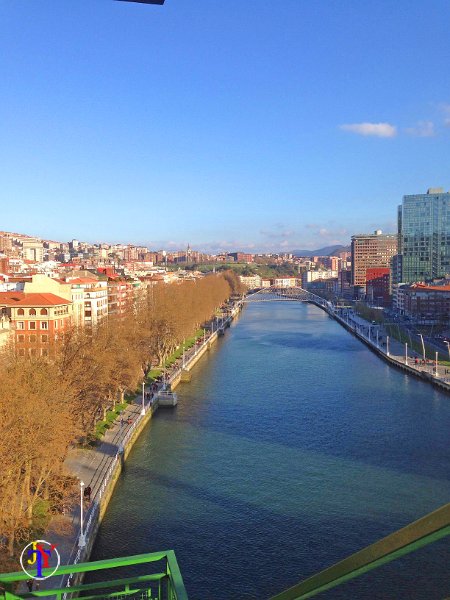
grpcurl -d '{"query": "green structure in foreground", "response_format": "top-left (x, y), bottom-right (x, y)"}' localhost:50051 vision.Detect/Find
top-left (0, 551), bottom-right (187, 600)
top-left (1, 502), bottom-right (450, 600)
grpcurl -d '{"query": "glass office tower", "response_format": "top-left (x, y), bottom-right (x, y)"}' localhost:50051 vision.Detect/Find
top-left (399, 188), bottom-right (450, 283)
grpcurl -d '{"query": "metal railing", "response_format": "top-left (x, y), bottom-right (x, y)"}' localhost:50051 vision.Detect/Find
top-left (270, 501), bottom-right (450, 600)
top-left (0, 551), bottom-right (187, 600)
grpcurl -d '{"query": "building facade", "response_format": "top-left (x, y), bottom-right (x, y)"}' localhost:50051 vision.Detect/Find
top-left (239, 275), bottom-right (262, 289)
top-left (400, 283), bottom-right (450, 323)
top-left (398, 188), bottom-right (450, 283)
top-left (0, 292), bottom-right (73, 356)
top-left (351, 230), bottom-right (397, 289)
top-left (366, 267), bottom-right (391, 306)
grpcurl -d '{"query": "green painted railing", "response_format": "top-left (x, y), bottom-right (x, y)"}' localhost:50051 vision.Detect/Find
top-left (270, 502), bottom-right (450, 600)
top-left (0, 551), bottom-right (187, 600)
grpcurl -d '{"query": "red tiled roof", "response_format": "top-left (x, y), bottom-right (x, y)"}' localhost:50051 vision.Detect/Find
top-left (0, 292), bottom-right (71, 306)
top-left (411, 283), bottom-right (450, 292)
top-left (68, 277), bottom-right (98, 284)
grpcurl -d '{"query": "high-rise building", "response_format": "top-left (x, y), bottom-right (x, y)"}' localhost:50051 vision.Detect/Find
top-left (351, 230), bottom-right (397, 288)
top-left (398, 188), bottom-right (450, 283)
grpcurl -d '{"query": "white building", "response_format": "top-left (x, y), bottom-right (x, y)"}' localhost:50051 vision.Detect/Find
top-left (239, 275), bottom-right (262, 289)
top-left (301, 270), bottom-right (338, 288)
top-left (66, 277), bottom-right (108, 326)
top-left (22, 239), bottom-right (44, 262)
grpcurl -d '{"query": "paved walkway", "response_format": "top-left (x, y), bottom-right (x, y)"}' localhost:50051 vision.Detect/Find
top-left (335, 308), bottom-right (450, 384)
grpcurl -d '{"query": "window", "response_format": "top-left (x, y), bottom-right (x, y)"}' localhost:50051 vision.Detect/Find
top-left (30, 348), bottom-right (37, 357)
top-left (41, 321), bottom-right (48, 330)
top-left (17, 308), bottom-right (25, 316)
top-left (40, 308), bottom-right (48, 315)
top-left (18, 348), bottom-right (25, 356)
top-left (29, 308), bottom-right (36, 316)
top-left (54, 321), bottom-right (58, 329)
top-left (29, 334), bottom-right (37, 343)
top-left (17, 321), bottom-right (24, 330)
top-left (29, 322), bottom-right (36, 330)
top-left (41, 334), bottom-right (48, 343)
top-left (17, 334), bottom-right (25, 342)
top-left (41, 349), bottom-right (49, 357)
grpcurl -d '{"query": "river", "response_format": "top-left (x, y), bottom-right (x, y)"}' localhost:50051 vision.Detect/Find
top-left (88, 301), bottom-right (450, 599)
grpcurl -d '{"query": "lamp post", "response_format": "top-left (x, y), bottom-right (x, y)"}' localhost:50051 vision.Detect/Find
top-left (386, 335), bottom-right (390, 357)
top-left (418, 333), bottom-right (426, 362)
top-left (445, 341), bottom-right (450, 362)
top-left (376, 327), bottom-right (379, 348)
top-left (79, 481), bottom-right (86, 548)
top-left (141, 380), bottom-right (145, 416)
top-left (405, 342), bottom-right (408, 365)
top-left (435, 351), bottom-right (439, 377)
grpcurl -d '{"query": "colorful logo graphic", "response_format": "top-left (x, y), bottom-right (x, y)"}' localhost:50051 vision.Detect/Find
top-left (20, 540), bottom-right (60, 580)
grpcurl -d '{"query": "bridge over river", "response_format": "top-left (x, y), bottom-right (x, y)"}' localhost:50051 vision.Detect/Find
top-left (243, 286), bottom-right (325, 304)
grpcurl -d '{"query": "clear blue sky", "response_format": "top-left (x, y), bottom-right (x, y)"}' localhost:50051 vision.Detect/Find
top-left (1, 0), bottom-right (449, 252)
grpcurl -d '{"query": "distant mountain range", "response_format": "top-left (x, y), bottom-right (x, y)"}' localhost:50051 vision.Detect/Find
top-left (291, 244), bottom-right (350, 257)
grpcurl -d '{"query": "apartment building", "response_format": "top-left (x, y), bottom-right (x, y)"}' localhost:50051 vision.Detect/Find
top-left (351, 230), bottom-right (397, 288)
top-left (0, 292), bottom-right (73, 356)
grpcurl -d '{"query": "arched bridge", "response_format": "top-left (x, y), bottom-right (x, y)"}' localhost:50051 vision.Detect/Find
top-left (243, 286), bottom-right (328, 305)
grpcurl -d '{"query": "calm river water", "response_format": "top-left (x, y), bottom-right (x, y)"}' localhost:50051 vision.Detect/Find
top-left (88, 302), bottom-right (450, 599)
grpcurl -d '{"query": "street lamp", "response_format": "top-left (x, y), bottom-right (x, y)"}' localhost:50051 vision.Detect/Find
top-left (386, 335), bottom-right (390, 357)
top-left (444, 341), bottom-right (450, 362)
top-left (418, 333), bottom-right (426, 361)
top-left (141, 380), bottom-right (145, 416)
top-left (79, 481), bottom-right (86, 548)
top-left (405, 342), bottom-right (408, 365)
top-left (435, 351), bottom-right (439, 377)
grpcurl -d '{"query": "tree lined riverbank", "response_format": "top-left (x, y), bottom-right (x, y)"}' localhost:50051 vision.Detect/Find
top-left (0, 271), bottom-right (244, 571)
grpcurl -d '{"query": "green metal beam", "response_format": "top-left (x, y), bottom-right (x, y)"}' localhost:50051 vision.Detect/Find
top-left (25, 573), bottom-right (165, 596)
top-left (0, 551), bottom-right (170, 583)
top-left (270, 502), bottom-right (450, 600)
top-left (0, 550), bottom-right (188, 600)
top-left (166, 551), bottom-right (188, 600)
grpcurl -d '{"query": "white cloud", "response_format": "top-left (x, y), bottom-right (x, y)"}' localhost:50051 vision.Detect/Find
top-left (405, 120), bottom-right (436, 137)
top-left (340, 122), bottom-right (397, 138)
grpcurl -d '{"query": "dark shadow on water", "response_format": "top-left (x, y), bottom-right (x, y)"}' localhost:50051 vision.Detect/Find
top-left (88, 467), bottom-right (450, 600)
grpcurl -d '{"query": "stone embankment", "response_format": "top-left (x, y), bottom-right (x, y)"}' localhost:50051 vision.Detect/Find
top-left (51, 302), bottom-right (243, 595)
top-left (311, 300), bottom-right (450, 395)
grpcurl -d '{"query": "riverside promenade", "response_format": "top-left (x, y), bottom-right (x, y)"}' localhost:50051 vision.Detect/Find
top-left (43, 304), bottom-right (241, 595)
top-left (315, 301), bottom-right (450, 393)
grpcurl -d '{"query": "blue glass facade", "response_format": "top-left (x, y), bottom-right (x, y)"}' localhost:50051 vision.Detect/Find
top-left (399, 189), bottom-right (450, 283)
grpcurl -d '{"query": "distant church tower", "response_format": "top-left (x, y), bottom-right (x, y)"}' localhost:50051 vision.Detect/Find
top-left (186, 243), bottom-right (192, 263)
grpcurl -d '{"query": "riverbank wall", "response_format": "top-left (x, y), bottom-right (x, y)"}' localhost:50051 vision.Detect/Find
top-left (310, 300), bottom-right (450, 395)
top-left (60, 302), bottom-right (243, 595)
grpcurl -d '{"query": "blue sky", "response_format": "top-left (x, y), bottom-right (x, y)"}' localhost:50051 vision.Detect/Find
top-left (1, 0), bottom-right (449, 252)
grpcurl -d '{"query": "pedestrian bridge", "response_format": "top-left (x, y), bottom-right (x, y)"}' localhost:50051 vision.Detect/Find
top-left (243, 286), bottom-right (327, 305)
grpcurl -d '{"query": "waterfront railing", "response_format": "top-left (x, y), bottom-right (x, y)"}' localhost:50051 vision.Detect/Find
top-left (0, 551), bottom-right (188, 600)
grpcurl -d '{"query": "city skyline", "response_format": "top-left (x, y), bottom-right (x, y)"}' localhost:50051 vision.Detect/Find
top-left (1, 1), bottom-right (449, 250)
